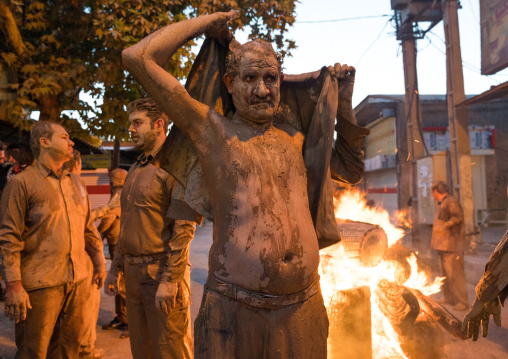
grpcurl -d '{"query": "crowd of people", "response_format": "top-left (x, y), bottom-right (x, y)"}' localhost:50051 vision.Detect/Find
top-left (0, 9), bottom-right (506, 359)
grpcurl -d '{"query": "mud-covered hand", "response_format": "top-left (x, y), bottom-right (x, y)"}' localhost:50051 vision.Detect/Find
top-left (107, 192), bottom-right (121, 210)
top-left (155, 281), bottom-right (178, 314)
top-left (104, 271), bottom-right (119, 296)
top-left (333, 63), bottom-right (356, 105)
top-left (93, 262), bottom-right (107, 289)
top-left (462, 297), bottom-right (502, 340)
top-left (4, 281), bottom-right (32, 323)
top-left (205, 10), bottom-right (237, 46)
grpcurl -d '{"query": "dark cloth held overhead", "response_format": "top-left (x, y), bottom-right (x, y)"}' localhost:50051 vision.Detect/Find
top-left (152, 38), bottom-right (369, 249)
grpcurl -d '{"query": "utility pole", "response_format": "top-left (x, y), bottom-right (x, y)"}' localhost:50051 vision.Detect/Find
top-left (442, 0), bottom-right (477, 253)
top-left (402, 33), bottom-right (426, 250)
top-left (392, 0), bottom-right (441, 250)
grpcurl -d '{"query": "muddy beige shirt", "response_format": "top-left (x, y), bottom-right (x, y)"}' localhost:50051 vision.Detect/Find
top-left (431, 194), bottom-right (465, 252)
top-left (117, 156), bottom-right (200, 282)
top-left (0, 162), bottom-right (105, 290)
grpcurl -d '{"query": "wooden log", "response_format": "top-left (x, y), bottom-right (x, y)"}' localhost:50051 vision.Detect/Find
top-left (328, 286), bottom-right (372, 359)
top-left (407, 287), bottom-right (467, 340)
top-left (375, 279), bottom-right (420, 338)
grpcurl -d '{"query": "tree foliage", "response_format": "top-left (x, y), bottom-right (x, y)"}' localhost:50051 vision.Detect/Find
top-left (0, 0), bottom-right (298, 140)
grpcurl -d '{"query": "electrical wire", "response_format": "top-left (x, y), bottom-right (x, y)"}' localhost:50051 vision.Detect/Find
top-left (355, 19), bottom-right (392, 66)
top-left (426, 31), bottom-right (504, 85)
top-left (466, 0), bottom-right (480, 25)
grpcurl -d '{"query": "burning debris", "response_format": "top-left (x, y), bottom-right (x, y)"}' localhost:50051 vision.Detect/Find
top-left (321, 189), bottom-right (465, 359)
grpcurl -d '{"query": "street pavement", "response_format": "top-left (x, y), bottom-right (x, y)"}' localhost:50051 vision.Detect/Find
top-left (1, 222), bottom-right (508, 358)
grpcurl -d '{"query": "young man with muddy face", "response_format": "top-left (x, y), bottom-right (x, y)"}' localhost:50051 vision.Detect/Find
top-left (123, 11), bottom-right (358, 358)
top-left (0, 121), bottom-right (106, 358)
top-left (104, 98), bottom-right (200, 359)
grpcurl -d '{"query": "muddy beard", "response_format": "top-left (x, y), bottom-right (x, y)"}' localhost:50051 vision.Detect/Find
top-left (134, 129), bottom-right (158, 153)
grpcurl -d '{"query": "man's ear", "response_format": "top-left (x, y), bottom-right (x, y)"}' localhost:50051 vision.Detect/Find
top-left (280, 73), bottom-right (284, 83)
top-left (155, 118), bottom-right (164, 131)
top-left (224, 74), bottom-right (234, 94)
top-left (40, 137), bottom-right (50, 150)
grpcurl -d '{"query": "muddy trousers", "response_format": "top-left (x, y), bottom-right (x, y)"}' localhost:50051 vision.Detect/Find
top-left (194, 287), bottom-right (329, 359)
top-left (81, 286), bottom-right (100, 353)
top-left (124, 261), bottom-right (192, 359)
top-left (115, 274), bottom-right (128, 324)
top-left (438, 250), bottom-right (468, 306)
top-left (77, 258), bottom-right (101, 355)
top-left (109, 243), bottom-right (128, 324)
top-left (15, 280), bottom-right (89, 359)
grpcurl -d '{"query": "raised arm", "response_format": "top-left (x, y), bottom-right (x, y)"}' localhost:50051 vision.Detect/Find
top-left (122, 11), bottom-right (236, 138)
top-left (331, 64), bottom-right (369, 184)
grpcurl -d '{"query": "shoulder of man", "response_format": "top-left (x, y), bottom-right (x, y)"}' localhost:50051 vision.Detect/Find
top-left (4, 165), bottom-right (37, 186)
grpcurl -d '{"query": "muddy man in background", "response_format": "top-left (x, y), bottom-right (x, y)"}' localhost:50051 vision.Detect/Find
top-left (123, 10), bottom-right (369, 358)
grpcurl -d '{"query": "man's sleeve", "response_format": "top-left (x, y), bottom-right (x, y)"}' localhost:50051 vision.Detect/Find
top-left (84, 190), bottom-right (106, 267)
top-left (476, 230), bottom-right (508, 304)
top-left (0, 178), bottom-right (27, 282)
top-left (97, 212), bottom-right (117, 234)
top-left (162, 179), bottom-right (198, 282)
top-left (90, 204), bottom-right (112, 222)
top-left (331, 119), bottom-right (370, 185)
top-left (161, 220), bottom-right (196, 283)
top-left (444, 198), bottom-right (464, 227)
top-left (166, 179), bottom-right (203, 224)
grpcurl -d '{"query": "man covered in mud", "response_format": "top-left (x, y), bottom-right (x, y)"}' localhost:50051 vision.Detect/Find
top-left (122, 10), bottom-right (367, 358)
top-left (0, 121), bottom-right (107, 358)
top-left (104, 98), bottom-right (200, 359)
top-left (431, 181), bottom-right (469, 311)
top-left (461, 187), bottom-right (508, 340)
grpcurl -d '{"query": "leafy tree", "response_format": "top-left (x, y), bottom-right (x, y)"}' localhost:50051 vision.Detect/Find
top-left (0, 0), bottom-right (96, 136)
top-left (1, 0), bottom-right (298, 141)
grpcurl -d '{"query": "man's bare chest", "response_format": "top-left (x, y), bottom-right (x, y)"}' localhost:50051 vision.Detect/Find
top-left (223, 128), bottom-right (306, 182)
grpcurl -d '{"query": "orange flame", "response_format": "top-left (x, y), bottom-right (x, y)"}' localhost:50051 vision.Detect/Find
top-left (395, 208), bottom-right (413, 229)
top-left (321, 188), bottom-right (443, 359)
top-left (333, 189), bottom-right (404, 247)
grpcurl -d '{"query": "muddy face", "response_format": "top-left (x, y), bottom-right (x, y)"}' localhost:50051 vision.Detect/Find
top-left (226, 49), bottom-right (281, 126)
top-left (44, 124), bottom-right (75, 160)
top-left (128, 110), bottom-right (158, 153)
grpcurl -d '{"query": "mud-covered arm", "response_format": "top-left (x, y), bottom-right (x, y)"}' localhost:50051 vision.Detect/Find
top-left (476, 231), bottom-right (508, 304)
top-left (0, 178), bottom-right (27, 283)
top-left (97, 212), bottom-right (117, 234)
top-left (443, 199), bottom-right (464, 228)
top-left (84, 194), bottom-right (106, 271)
top-left (161, 220), bottom-right (196, 283)
top-left (331, 64), bottom-right (369, 184)
top-left (109, 246), bottom-right (124, 275)
top-left (122, 11), bottom-right (236, 140)
top-left (332, 120), bottom-right (370, 185)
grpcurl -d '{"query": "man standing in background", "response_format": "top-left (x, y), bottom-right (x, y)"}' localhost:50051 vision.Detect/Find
top-left (431, 180), bottom-right (469, 311)
top-left (100, 168), bottom-right (129, 339)
top-left (0, 122), bottom-right (106, 358)
top-left (104, 98), bottom-right (200, 359)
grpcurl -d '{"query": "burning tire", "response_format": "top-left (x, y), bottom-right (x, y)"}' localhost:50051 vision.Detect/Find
top-left (335, 219), bottom-right (388, 267)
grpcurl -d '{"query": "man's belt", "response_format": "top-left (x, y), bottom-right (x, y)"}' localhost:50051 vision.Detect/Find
top-left (124, 252), bottom-right (167, 264)
top-left (206, 273), bottom-right (321, 309)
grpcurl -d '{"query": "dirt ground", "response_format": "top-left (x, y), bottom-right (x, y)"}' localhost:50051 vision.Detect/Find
top-left (1, 221), bottom-right (508, 359)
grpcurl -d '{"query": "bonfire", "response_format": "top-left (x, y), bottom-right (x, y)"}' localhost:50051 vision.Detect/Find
top-left (320, 189), bottom-right (464, 359)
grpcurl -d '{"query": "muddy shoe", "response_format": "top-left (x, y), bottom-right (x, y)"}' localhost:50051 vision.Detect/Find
top-left (80, 349), bottom-right (105, 359)
top-left (120, 329), bottom-right (129, 339)
top-left (102, 317), bottom-right (127, 330)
